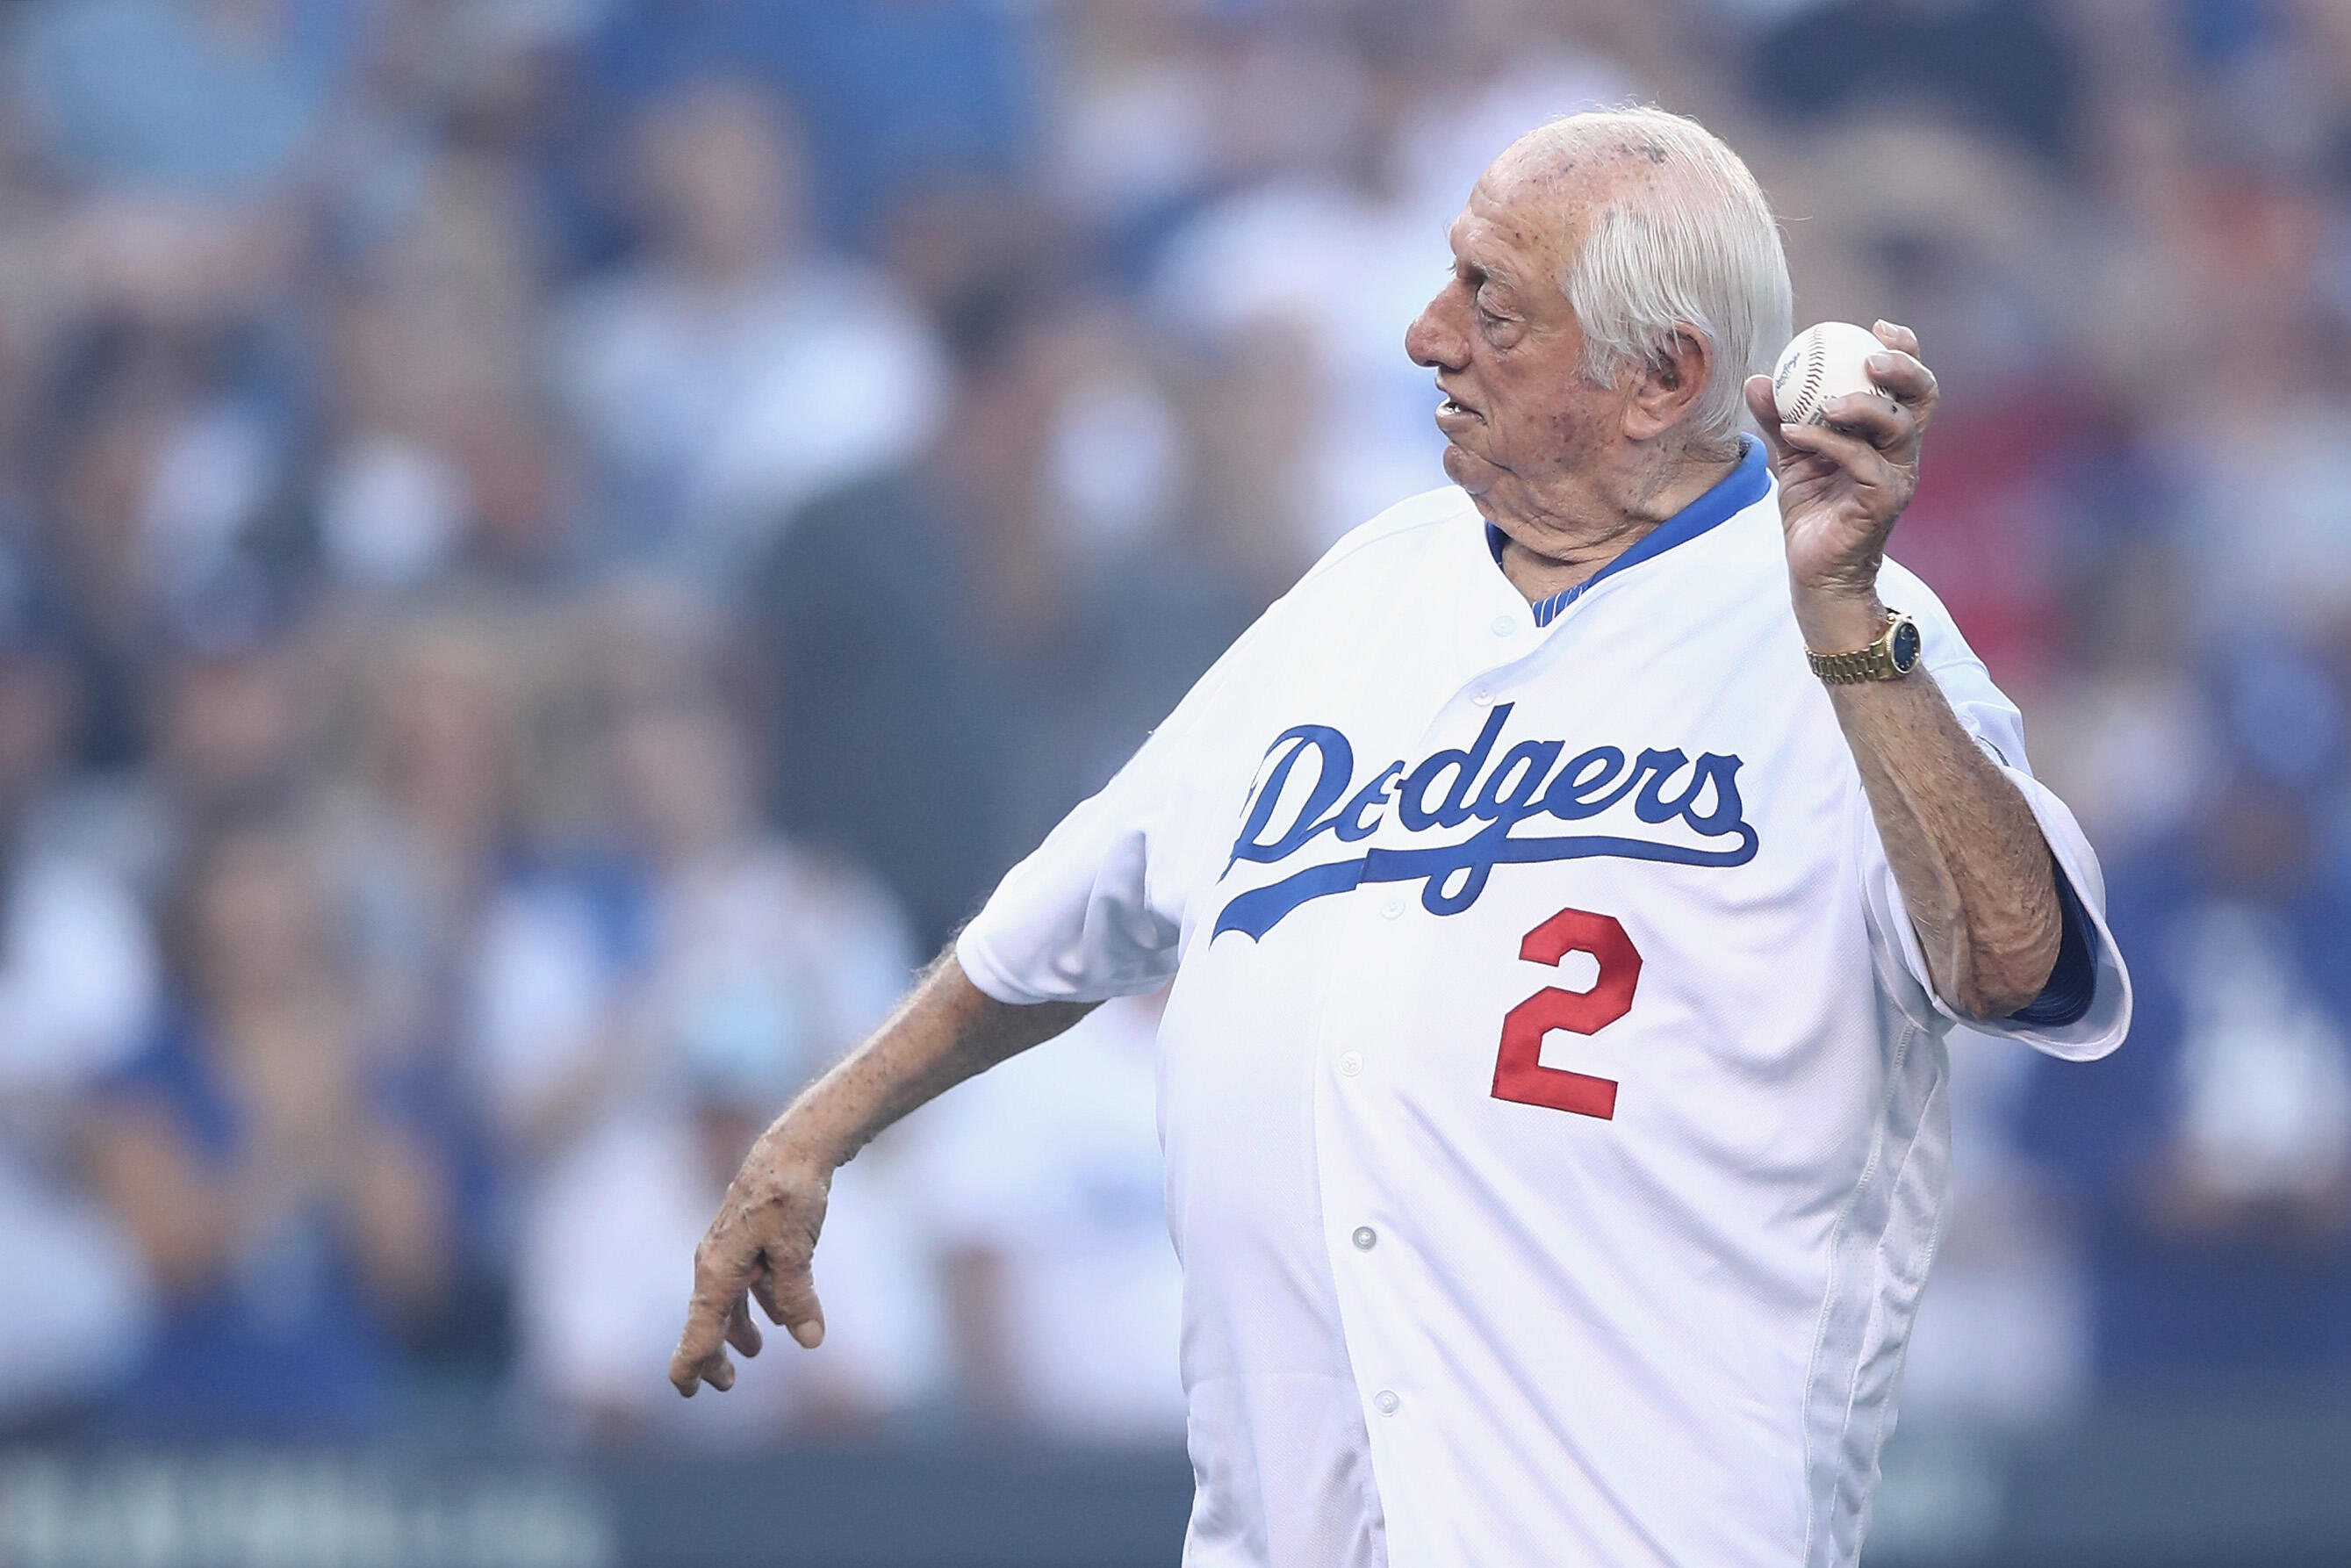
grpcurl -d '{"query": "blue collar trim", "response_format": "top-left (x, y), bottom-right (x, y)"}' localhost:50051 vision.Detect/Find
top-left (1485, 436), bottom-right (1771, 627)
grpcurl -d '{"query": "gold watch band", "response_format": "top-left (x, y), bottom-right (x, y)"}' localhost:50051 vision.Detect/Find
top-left (1806, 610), bottom-right (1913, 684)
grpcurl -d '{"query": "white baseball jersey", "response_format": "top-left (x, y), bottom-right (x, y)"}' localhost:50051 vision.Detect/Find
top-left (956, 443), bottom-right (2131, 1568)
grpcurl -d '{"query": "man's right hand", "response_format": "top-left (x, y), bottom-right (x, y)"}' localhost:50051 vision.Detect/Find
top-left (668, 1133), bottom-right (834, 1396)
top-left (665, 951), bottom-right (1098, 1398)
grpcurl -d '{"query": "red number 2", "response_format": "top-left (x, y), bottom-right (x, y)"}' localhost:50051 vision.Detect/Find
top-left (1491, 907), bottom-right (1643, 1120)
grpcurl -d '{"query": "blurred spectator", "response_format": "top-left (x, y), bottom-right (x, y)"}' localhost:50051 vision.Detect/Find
top-left (2155, 164), bottom-right (2351, 645)
top-left (551, 79), bottom-right (945, 579)
top-left (485, 595), bottom-right (938, 1436)
top-left (758, 286), bottom-right (1265, 946)
top-left (751, 447), bottom-right (1005, 952)
top-left (996, 304), bottom-right (1262, 851)
top-left (2026, 761), bottom-right (2351, 1388)
top-left (39, 562), bottom-right (316, 916)
top-left (2031, 538), bottom-right (2207, 860)
top-left (914, 992), bottom-right (1185, 1439)
top-left (1769, 119), bottom-right (2092, 686)
top-left (149, 572), bottom-right (310, 813)
top-left (1043, 0), bottom-right (1227, 257)
top-left (14, 0), bottom-right (364, 195)
top-left (1174, 320), bottom-right (1328, 608)
top-left (28, 317), bottom-right (305, 768)
top-left (0, 549), bottom-right (157, 1431)
top-left (313, 419), bottom-right (578, 603)
top-left (319, 165), bottom-right (579, 596)
top-left (748, 284), bottom-right (1020, 953)
top-left (86, 821), bottom-right (451, 1439)
top-left (333, 616), bottom-right (539, 1060)
top-left (1150, 28), bottom-right (1635, 550)
top-left (319, 614), bottom-right (562, 1379)
top-left (1742, 0), bottom-right (2081, 167)
top-left (579, 0), bottom-right (1039, 244)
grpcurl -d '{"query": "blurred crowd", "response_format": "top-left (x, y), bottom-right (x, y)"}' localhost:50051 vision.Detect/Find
top-left (4, 0), bottom-right (2351, 1449)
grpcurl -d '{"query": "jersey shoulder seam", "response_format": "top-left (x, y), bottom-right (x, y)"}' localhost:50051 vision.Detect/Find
top-left (1296, 486), bottom-right (1477, 586)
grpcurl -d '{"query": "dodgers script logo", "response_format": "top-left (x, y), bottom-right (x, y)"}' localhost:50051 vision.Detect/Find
top-left (1214, 704), bottom-right (1758, 939)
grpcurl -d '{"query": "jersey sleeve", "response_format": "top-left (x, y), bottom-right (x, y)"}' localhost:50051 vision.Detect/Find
top-left (1855, 563), bottom-right (2132, 1060)
top-left (956, 615), bottom-right (1271, 1007)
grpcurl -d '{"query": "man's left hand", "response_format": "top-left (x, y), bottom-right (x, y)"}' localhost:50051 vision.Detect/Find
top-left (1742, 320), bottom-right (1938, 652)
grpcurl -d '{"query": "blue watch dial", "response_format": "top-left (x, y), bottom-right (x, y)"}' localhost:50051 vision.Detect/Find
top-left (1890, 619), bottom-right (1922, 673)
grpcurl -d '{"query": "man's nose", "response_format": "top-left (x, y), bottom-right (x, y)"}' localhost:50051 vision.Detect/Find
top-left (1406, 295), bottom-right (1465, 371)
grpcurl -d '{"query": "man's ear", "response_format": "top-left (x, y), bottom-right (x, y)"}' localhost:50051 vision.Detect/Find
top-left (1622, 327), bottom-right (1712, 439)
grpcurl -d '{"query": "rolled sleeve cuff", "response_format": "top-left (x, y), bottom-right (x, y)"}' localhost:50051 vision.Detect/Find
top-left (1867, 759), bottom-right (2132, 1061)
top-left (2006, 861), bottom-right (2096, 1027)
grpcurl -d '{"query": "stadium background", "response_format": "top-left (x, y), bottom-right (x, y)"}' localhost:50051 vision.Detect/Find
top-left (4, 0), bottom-right (2351, 1564)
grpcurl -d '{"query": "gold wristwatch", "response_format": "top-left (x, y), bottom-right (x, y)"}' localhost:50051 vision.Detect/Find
top-left (1806, 609), bottom-right (1922, 684)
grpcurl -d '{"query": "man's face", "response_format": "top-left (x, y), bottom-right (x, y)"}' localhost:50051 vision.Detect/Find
top-left (1404, 156), bottom-right (1622, 528)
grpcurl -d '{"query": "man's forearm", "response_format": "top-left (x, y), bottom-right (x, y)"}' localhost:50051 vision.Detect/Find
top-left (1819, 652), bottom-right (2061, 1020)
top-left (1751, 325), bottom-right (2058, 1022)
top-left (773, 949), bottom-right (1097, 1170)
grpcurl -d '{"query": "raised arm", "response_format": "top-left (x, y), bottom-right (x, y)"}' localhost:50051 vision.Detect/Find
top-left (1743, 325), bottom-right (2061, 1021)
top-left (669, 952), bottom-right (1095, 1396)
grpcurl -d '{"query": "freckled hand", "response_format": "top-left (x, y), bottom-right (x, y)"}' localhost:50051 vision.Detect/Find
top-left (1742, 321), bottom-right (1939, 643)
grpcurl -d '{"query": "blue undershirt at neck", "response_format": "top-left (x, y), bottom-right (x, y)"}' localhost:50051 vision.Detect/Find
top-left (1483, 436), bottom-right (1770, 627)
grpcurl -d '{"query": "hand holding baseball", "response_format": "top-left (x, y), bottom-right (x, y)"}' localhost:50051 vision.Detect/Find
top-left (1742, 320), bottom-right (1938, 652)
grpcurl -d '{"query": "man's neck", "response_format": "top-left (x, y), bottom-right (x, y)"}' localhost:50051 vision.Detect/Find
top-left (1492, 445), bottom-right (1743, 606)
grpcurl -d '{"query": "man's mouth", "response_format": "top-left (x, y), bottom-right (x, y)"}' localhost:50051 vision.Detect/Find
top-left (1436, 390), bottom-right (1479, 420)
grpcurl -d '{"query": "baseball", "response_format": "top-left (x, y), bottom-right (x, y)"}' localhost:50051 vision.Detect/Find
top-left (1770, 320), bottom-right (1889, 427)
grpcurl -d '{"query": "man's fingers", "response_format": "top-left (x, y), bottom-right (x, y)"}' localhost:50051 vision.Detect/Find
top-left (666, 1336), bottom-right (737, 1394)
top-left (1743, 375), bottom-right (1798, 468)
top-left (1863, 351), bottom-right (1937, 438)
top-left (1866, 323), bottom-right (1937, 432)
top-left (1871, 319), bottom-right (1920, 357)
top-left (667, 1295), bottom-right (725, 1393)
top-left (672, 1235), bottom-right (758, 1394)
top-left (765, 1261), bottom-right (828, 1349)
top-left (1814, 389), bottom-right (1915, 455)
top-left (751, 1265), bottom-right (786, 1326)
top-left (1863, 349), bottom-right (1932, 406)
top-left (1778, 419), bottom-right (1899, 492)
top-left (668, 1288), bottom-right (741, 1397)
top-left (725, 1290), bottom-right (765, 1358)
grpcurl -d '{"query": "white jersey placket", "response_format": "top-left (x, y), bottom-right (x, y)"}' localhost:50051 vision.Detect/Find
top-left (1305, 547), bottom-right (1561, 1564)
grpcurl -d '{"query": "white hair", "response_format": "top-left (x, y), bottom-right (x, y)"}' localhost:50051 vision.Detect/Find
top-left (1544, 107), bottom-right (1794, 457)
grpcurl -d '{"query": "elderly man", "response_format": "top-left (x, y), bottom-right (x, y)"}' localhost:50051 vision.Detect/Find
top-left (672, 108), bottom-right (2129, 1566)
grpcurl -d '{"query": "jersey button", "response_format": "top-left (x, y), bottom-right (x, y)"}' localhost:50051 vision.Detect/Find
top-left (1352, 1226), bottom-right (1377, 1251)
top-left (1491, 615), bottom-right (1515, 637)
top-left (1374, 1390), bottom-right (1400, 1416)
top-left (1338, 1051), bottom-right (1363, 1077)
top-left (1381, 899), bottom-right (1403, 919)
top-left (1471, 687), bottom-right (1492, 705)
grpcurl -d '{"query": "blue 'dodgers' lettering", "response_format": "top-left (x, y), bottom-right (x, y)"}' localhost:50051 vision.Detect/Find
top-left (1398, 707), bottom-right (1508, 831)
top-left (1215, 704), bottom-right (1758, 940)
top-left (1334, 761), bottom-right (1404, 843)
top-left (1226, 724), bottom-right (1354, 870)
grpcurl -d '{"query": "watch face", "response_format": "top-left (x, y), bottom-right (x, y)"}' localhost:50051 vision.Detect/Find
top-left (1890, 619), bottom-right (1922, 673)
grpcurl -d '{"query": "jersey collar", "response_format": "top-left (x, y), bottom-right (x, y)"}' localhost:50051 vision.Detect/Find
top-left (1483, 436), bottom-right (1770, 628)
